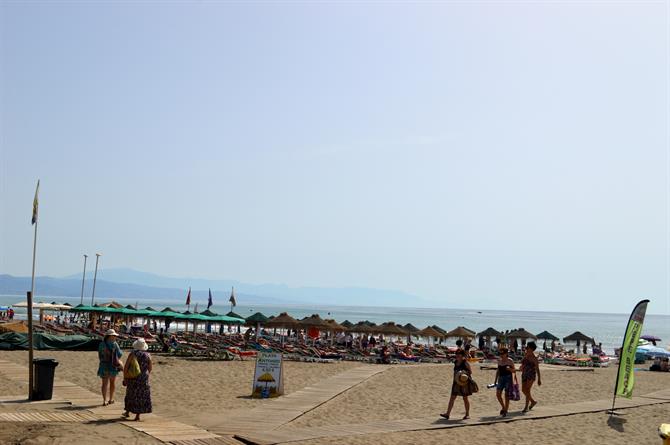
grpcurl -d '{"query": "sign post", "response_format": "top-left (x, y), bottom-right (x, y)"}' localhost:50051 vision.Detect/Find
top-left (251, 352), bottom-right (284, 398)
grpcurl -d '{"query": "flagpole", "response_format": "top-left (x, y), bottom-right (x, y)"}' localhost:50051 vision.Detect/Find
top-left (27, 185), bottom-right (39, 400)
top-left (80, 254), bottom-right (88, 305)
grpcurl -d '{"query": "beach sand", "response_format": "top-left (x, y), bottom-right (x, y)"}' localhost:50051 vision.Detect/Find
top-left (1, 350), bottom-right (669, 444)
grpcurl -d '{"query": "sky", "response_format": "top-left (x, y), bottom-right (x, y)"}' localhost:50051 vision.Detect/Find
top-left (0, 2), bottom-right (668, 314)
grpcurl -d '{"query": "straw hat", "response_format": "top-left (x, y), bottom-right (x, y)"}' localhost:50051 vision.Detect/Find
top-left (104, 329), bottom-right (118, 337)
top-left (132, 338), bottom-right (148, 351)
top-left (455, 370), bottom-right (470, 386)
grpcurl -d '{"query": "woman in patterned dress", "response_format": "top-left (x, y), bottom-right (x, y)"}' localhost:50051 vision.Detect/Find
top-left (98, 329), bottom-right (123, 406)
top-left (440, 349), bottom-right (473, 420)
top-left (122, 338), bottom-right (153, 421)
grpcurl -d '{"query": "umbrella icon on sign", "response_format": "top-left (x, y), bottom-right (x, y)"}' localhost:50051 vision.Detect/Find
top-left (257, 372), bottom-right (275, 389)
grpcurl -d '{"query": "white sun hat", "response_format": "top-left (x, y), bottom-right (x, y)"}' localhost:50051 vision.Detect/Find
top-left (132, 338), bottom-right (148, 351)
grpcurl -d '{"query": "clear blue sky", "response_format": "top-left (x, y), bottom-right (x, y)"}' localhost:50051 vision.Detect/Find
top-left (1, 2), bottom-right (668, 314)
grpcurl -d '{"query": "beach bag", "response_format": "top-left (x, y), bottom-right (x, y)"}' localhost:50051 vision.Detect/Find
top-left (124, 353), bottom-right (141, 379)
top-left (507, 382), bottom-right (521, 401)
top-left (468, 378), bottom-right (479, 394)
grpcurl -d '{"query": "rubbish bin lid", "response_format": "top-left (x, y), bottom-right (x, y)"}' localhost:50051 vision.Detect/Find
top-left (33, 358), bottom-right (59, 366)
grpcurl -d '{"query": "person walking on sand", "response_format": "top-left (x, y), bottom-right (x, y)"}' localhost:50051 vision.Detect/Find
top-left (494, 347), bottom-right (516, 417)
top-left (520, 341), bottom-right (541, 412)
top-left (440, 349), bottom-right (473, 420)
top-left (123, 338), bottom-right (153, 421)
top-left (98, 329), bottom-right (123, 406)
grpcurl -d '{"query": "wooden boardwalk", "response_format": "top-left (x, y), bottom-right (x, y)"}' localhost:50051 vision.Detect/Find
top-left (234, 389), bottom-right (670, 445)
top-left (4, 357), bottom-right (668, 445)
top-left (213, 365), bottom-right (389, 435)
top-left (0, 359), bottom-right (231, 443)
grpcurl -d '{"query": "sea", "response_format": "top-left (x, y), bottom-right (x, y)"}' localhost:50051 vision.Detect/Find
top-left (2, 294), bottom-right (669, 356)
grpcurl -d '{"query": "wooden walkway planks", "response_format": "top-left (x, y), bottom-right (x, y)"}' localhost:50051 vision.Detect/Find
top-left (0, 359), bottom-right (222, 443)
top-left (214, 365), bottom-right (389, 435)
top-left (236, 390), bottom-right (670, 444)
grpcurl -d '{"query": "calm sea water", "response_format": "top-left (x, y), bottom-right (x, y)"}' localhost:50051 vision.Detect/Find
top-left (2, 294), bottom-right (668, 355)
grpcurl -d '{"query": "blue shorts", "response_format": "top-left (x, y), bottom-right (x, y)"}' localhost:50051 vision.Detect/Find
top-left (496, 374), bottom-right (512, 391)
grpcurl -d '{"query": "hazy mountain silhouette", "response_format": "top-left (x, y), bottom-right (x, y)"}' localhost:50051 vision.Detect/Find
top-left (60, 267), bottom-right (430, 307)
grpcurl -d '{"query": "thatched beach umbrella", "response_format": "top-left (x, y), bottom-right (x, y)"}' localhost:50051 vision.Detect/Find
top-left (417, 326), bottom-right (445, 344)
top-left (563, 331), bottom-right (594, 352)
top-left (445, 326), bottom-right (476, 340)
top-left (341, 320), bottom-right (354, 329)
top-left (323, 319), bottom-right (346, 332)
top-left (507, 328), bottom-right (537, 340)
top-left (537, 330), bottom-right (559, 341)
top-left (378, 322), bottom-right (408, 337)
top-left (477, 327), bottom-right (502, 338)
top-left (349, 321), bottom-right (372, 334)
top-left (266, 312), bottom-right (299, 329)
top-left (265, 312), bottom-right (300, 344)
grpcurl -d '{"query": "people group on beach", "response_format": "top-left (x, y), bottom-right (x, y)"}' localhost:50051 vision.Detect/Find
top-left (96, 330), bottom-right (153, 421)
top-left (441, 341), bottom-right (542, 420)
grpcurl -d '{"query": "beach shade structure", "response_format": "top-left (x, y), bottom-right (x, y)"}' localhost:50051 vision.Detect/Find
top-left (403, 323), bottom-right (420, 334)
top-left (349, 321), bottom-right (374, 333)
top-left (226, 311), bottom-right (243, 319)
top-left (246, 312), bottom-right (269, 341)
top-left (562, 331), bottom-right (594, 344)
top-left (323, 319), bottom-right (346, 332)
top-left (378, 322), bottom-right (408, 336)
top-left (445, 326), bottom-right (476, 340)
top-left (199, 309), bottom-right (218, 317)
top-left (341, 320), bottom-right (354, 329)
top-left (507, 328), bottom-right (537, 340)
top-left (265, 313), bottom-right (300, 329)
top-left (265, 313), bottom-right (300, 344)
top-left (477, 327), bottom-right (502, 349)
top-left (563, 331), bottom-right (595, 353)
top-left (477, 327), bottom-right (502, 338)
top-left (536, 330), bottom-right (559, 341)
top-left (641, 335), bottom-right (662, 342)
top-left (417, 326), bottom-right (446, 344)
top-left (69, 304), bottom-right (96, 312)
top-left (431, 325), bottom-right (448, 336)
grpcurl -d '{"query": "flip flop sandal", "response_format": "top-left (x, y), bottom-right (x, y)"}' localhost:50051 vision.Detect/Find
top-left (439, 413), bottom-right (449, 420)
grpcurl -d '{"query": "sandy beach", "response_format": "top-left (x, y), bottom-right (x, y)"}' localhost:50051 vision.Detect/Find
top-left (1, 350), bottom-right (669, 444)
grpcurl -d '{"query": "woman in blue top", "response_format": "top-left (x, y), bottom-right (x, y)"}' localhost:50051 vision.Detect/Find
top-left (98, 329), bottom-right (123, 406)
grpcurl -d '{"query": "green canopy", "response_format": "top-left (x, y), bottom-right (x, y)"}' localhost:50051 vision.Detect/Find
top-left (199, 309), bottom-right (218, 317)
top-left (245, 312), bottom-right (269, 325)
top-left (213, 314), bottom-right (245, 324)
top-left (158, 307), bottom-right (182, 318)
top-left (70, 304), bottom-right (96, 312)
top-left (135, 307), bottom-right (162, 316)
top-left (226, 311), bottom-right (243, 319)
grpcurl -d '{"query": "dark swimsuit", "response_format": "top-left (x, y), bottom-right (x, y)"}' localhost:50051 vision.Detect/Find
top-left (521, 356), bottom-right (537, 382)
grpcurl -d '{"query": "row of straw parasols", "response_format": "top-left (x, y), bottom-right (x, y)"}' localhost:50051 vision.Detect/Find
top-left (254, 313), bottom-right (596, 347)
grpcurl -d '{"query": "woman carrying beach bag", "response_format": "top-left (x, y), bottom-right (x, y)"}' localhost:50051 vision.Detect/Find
top-left (440, 349), bottom-right (473, 420)
top-left (98, 329), bottom-right (123, 406)
top-left (122, 338), bottom-right (153, 421)
top-left (494, 347), bottom-right (516, 417)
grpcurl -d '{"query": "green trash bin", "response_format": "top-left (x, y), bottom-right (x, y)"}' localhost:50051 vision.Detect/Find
top-left (33, 358), bottom-right (58, 401)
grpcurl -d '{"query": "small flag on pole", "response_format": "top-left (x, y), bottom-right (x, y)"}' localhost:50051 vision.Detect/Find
top-left (229, 287), bottom-right (236, 307)
top-left (31, 180), bottom-right (40, 225)
top-left (185, 287), bottom-right (191, 306)
top-left (207, 288), bottom-right (213, 309)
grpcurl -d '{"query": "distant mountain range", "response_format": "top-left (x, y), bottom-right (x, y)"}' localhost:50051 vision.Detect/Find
top-left (0, 268), bottom-right (431, 308)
